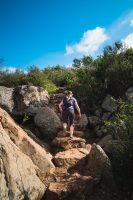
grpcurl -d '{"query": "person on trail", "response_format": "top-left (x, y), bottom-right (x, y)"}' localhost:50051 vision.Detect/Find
top-left (59, 90), bottom-right (81, 139)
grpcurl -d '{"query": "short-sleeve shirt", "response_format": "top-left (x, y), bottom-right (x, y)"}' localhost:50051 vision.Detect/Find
top-left (62, 96), bottom-right (77, 111)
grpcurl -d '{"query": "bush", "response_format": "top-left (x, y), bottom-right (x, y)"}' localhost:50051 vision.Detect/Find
top-left (104, 100), bottom-right (133, 199)
top-left (43, 66), bottom-right (77, 87)
top-left (0, 66), bottom-right (57, 94)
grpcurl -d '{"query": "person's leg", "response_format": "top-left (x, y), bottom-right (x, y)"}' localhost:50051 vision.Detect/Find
top-left (62, 111), bottom-right (68, 132)
top-left (70, 124), bottom-right (74, 137)
top-left (63, 122), bottom-right (67, 132)
top-left (69, 110), bottom-right (75, 138)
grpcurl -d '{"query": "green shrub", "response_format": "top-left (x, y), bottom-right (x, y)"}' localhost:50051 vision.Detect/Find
top-left (104, 100), bottom-right (133, 199)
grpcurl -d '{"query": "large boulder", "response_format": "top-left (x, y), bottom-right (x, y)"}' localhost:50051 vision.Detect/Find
top-left (100, 140), bottom-right (125, 155)
top-left (98, 135), bottom-right (113, 151)
top-left (0, 107), bottom-right (55, 180)
top-left (0, 86), bottom-right (14, 113)
top-left (125, 87), bottom-right (133, 102)
top-left (0, 107), bottom-right (55, 200)
top-left (14, 85), bottom-right (50, 115)
top-left (88, 116), bottom-right (100, 127)
top-left (75, 114), bottom-right (88, 130)
top-left (0, 125), bottom-right (45, 200)
top-left (34, 106), bottom-right (62, 138)
top-left (102, 95), bottom-right (117, 112)
top-left (0, 85), bottom-right (50, 116)
top-left (86, 143), bottom-right (112, 178)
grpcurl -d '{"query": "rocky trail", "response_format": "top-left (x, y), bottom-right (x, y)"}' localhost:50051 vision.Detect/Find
top-left (0, 85), bottom-right (125, 200)
top-left (43, 127), bottom-right (119, 200)
top-left (43, 87), bottom-right (119, 199)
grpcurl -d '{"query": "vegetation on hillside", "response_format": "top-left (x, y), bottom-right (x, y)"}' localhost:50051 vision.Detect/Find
top-left (0, 41), bottom-right (133, 198)
top-left (1, 42), bottom-right (133, 103)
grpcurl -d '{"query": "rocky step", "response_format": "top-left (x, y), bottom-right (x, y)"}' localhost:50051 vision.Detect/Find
top-left (57, 130), bottom-right (85, 138)
top-left (56, 87), bottom-right (67, 93)
top-left (50, 93), bottom-right (65, 99)
top-left (52, 147), bottom-right (91, 167)
top-left (56, 114), bottom-right (88, 131)
top-left (45, 146), bottom-right (95, 200)
top-left (44, 143), bottom-right (119, 200)
top-left (45, 173), bottom-right (97, 200)
top-left (52, 137), bottom-right (87, 150)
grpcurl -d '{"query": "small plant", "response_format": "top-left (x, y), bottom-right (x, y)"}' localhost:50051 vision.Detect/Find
top-left (22, 114), bottom-right (30, 125)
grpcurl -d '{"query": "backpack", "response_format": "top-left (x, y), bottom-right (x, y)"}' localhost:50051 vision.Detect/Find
top-left (63, 96), bottom-right (75, 110)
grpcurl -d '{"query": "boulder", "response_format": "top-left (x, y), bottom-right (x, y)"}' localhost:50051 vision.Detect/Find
top-left (98, 135), bottom-right (113, 150)
top-left (57, 130), bottom-right (85, 138)
top-left (0, 107), bottom-right (55, 180)
top-left (0, 125), bottom-right (46, 200)
top-left (125, 87), bottom-right (133, 102)
top-left (101, 112), bottom-right (112, 121)
top-left (102, 140), bottom-right (125, 155)
top-left (0, 86), bottom-right (14, 113)
top-left (88, 116), bottom-right (100, 127)
top-left (34, 106), bottom-right (62, 138)
top-left (94, 108), bottom-right (102, 117)
top-left (53, 147), bottom-right (91, 167)
top-left (0, 106), bottom-right (56, 200)
top-left (0, 85), bottom-right (50, 116)
top-left (76, 114), bottom-right (88, 130)
top-left (14, 85), bottom-right (50, 115)
top-left (86, 143), bottom-right (112, 178)
top-left (52, 137), bottom-right (86, 150)
top-left (102, 95), bottom-right (117, 112)
top-left (94, 126), bottom-right (103, 137)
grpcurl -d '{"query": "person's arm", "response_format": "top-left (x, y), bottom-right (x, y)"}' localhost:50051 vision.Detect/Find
top-left (59, 100), bottom-right (63, 113)
top-left (74, 101), bottom-right (81, 118)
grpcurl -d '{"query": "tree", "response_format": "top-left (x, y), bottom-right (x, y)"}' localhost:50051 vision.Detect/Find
top-left (72, 58), bottom-right (81, 68)
top-left (81, 55), bottom-right (93, 66)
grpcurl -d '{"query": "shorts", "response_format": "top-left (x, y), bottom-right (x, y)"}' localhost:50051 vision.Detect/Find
top-left (62, 109), bottom-right (75, 126)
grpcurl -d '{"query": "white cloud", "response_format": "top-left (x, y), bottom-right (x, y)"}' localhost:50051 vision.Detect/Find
top-left (65, 27), bottom-right (109, 56)
top-left (66, 46), bottom-right (74, 55)
top-left (2, 67), bottom-right (18, 73)
top-left (130, 19), bottom-right (133, 26)
top-left (123, 32), bottom-right (133, 48)
top-left (1, 66), bottom-right (27, 74)
top-left (66, 63), bottom-right (73, 68)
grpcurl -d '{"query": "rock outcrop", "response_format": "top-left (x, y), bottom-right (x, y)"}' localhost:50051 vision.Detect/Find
top-left (0, 86), bottom-right (14, 113)
top-left (0, 126), bottom-right (45, 200)
top-left (86, 144), bottom-right (112, 178)
top-left (102, 95), bottom-right (117, 112)
top-left (34, 106), bottom-right (62, 139)
top-left (125, 87), bottom-right (133, 102)
top-left (0, 107), bottom-right (55, 200)
top-left (75, 114), bottom-right (88, 130)
top-left (14, 85), bottom-right (50, 115)
top-left (0, 85), bottom-right (50, 115)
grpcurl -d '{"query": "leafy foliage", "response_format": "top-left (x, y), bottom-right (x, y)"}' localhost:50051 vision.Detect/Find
top-left (0, 66), bottom-right (57, 93)
top-left (104, 100), bottom-right (133, 199)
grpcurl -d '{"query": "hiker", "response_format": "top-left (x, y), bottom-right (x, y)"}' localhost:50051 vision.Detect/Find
top-left (59, 90), bottom-right (81, 139)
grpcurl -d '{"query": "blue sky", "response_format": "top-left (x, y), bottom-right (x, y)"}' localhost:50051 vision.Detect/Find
top-left (0, 0), bottom-right (133, 71)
